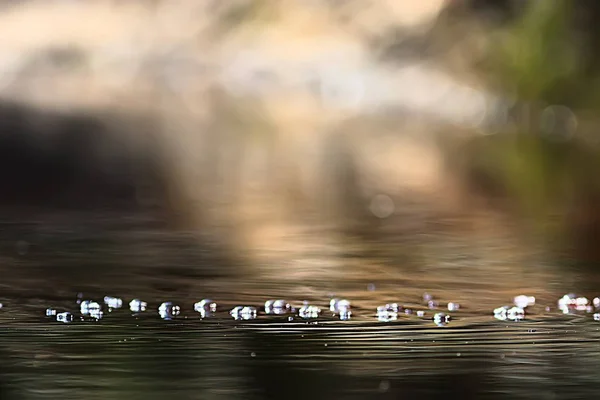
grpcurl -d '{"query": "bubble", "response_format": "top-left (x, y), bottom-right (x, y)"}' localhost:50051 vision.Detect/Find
top-left (158, 302), bottom-right (181, 320)
top-left (80, 301), bottom-right (103, 320)
top-left (416, 310), bottom-right (425, 317)
top-left (56, 312), bottom-right (73, 323)
top-left (194, 299), bottom-right (218, 314)
top-left (265, 299), bottom-right (291, 315)
top-left (433, 313), bottom-right (451, 326)
top-left (507, 306), bottom-right (525, 321)
top-left (129, 299), bottom-right (147, 313)
top-left (339, 310), bottom-right (352, 321)
top-left (378, 303), bottom-right (401, 313)
top-left (369, 194), bottom-right (395, 219)
top-left (377, 310), bottom-right (397, 322)
top-left (330, 299), bottom-right (351, 313)
top-left (299, 305), bottom-right (321, 319)
top-left (367, 283), bottom-right (376, 291)
top-left (104, 296), bottom-right (123, 310)
top-left (514, 295), bottom-right (535, 309)
top-left (230, 306), bottom-right (257, 321)
top-left (250, 352), bottom-right (256, 357)
top-left (494, 306), bottom-right (509, 321)
top-left (558, 294), bottom-right (589, 313)
top-left (448, 302), bottom-right (460, 311)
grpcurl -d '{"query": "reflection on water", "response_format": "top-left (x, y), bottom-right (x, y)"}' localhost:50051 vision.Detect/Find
top-left (0, 211), bottom-right (599, 399)
top-left (1, 288), bottom-right (600, 399)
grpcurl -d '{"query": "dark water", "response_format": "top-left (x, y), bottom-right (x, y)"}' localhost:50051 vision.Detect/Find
top-left (0, 212), bottom-right (599, 399)
top-left (2, 294), bottom-right (600, 399)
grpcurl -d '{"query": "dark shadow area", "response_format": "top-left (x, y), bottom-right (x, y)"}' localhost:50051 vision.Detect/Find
top-left (242, 325), bottom-right (489, 400)
top-left (0, 100), bottom-right (238, 296)
top-left (0, 345), bottom-right (15, 400)
top-left (0, 101), bottom-right (157, 212)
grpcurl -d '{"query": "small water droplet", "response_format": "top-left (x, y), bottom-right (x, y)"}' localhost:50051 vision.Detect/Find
top-left (514, 295), bottom-right (535, 308)
top-left (158, 302), bottom-right (180, 320)
top-left (330, 298), bottom-right (351, 312)
top-left (299, 304), bottom-right (321, 319)
top-left (104, 296), bottom-right (123, 310)
top-left (265, 299), bottom-right (290, 315)
top-left (230, 306), bottom-right (257, 320)
top-left (129, 299), bottom-right (147, 313)
top-left (433, 313), bottom-right (451, 326)
top-left (56, 312), bottom-right (73, 323)
top-left (80, 300), bottom-right (103, 320)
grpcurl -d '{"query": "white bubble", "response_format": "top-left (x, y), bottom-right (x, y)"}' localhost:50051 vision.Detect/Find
top-left (514, 295), bottom-right (535, 308)
top-left (299, 305), bottom-right (321, 319)
top-left (104, 296), bottom-right (123, 310)
top-left (56, 312), bottom-right (73, 323)
top-left (494, 306), bottom-right (509, 321)
top-left (129, 299), bottom-right (147, 313)
top-left (507, 306), bottom-right (525, 321)
top-left (369, 194), bottom-right (395, 219)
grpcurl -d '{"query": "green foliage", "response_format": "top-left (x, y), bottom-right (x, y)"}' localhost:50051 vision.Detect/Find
top-left (485, 0), bottom-right (595, 107)
top-left (461, 0), bottom-right (600, 240)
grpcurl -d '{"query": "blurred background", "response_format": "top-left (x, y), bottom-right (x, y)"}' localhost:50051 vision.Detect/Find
top-left (0, 0), bottom-right (600, 301)
top-left (3, 1), bottom-right (600, 399)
